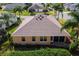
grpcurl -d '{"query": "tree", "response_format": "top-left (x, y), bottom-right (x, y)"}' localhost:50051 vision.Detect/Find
top-left (61, 11), bottom-right (79, 46)
top-left (42, 3), bottom-right (51, 14)
top-left (0, 13), bottom-right (13, 27)
top-left (52, 3), bottom-right (64, 20)
top-left (13, 6), bottom-right (24, 19)
top-left (0, 28), bottom-right (10, 50)
top-left (24, 3), bottom-right (32, 11)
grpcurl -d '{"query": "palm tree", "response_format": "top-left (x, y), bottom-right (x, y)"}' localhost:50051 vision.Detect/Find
top-left (13, 6), bottom-right (24, 19)
top-left (42, 3), bottom-right (51, 14)
top-left (52, 3), bottom-right (64, 20)
top-left (61, 11), bottom-right (79, 45)
top-left (24, 3), bottom-right (32, 11)
top-left (58, 3), bottom-right (64, 19)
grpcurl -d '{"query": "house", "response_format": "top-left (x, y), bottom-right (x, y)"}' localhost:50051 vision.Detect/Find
top-left (2, 3), bottom-right (25, 11)
top-left (64, 3), bottom-right (77, 11)
top-left (28, 3), bottom-right (44, 12)
top-left (12, 14), bottom-right (71, 48)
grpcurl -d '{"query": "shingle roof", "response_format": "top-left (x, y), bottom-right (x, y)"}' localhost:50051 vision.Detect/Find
top-left (2, 3), bottom-right (25, 10)
top-left (28, 3), bottom-right (44, 10)
top-left (12, 14), bottom-right (70, 36)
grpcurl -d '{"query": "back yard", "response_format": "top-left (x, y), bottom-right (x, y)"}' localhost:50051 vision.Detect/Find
top-left (1, 43), bottom-right (71, 56)
top-left (0, 3), bottom-right (79, 56)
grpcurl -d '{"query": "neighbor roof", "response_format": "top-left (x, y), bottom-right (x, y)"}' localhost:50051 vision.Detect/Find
top-left (12, 14), bottom-right (70, 36)
top-left (28, 3), bottom-right (44, 10)
top-left (2, 3), bottom-right (25, 10)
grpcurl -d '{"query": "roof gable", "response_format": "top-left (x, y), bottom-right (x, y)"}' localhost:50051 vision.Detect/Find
top-left (12, 15), bottom-right (70, 36)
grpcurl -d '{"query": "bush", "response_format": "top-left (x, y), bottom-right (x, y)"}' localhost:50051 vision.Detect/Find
top-left (9, 48), bottom-right (71, 56)
top-left (69, 42), bottom-right (77, 52)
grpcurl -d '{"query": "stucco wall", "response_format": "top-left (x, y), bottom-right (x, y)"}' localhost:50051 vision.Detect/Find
top-left (12, 36), bottom-right (51, 45)
top-left (12, 36), bottom-right (70, 48)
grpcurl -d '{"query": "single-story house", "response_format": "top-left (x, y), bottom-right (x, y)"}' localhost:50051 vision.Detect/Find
top-left (12, 14), bottom-right (71, 48)
top-left (64, 3), bottom-right (77, 11)
top-left (2, 3), bottom-right (25, 11)
top-left (28, 3), bottom-right (44, 12)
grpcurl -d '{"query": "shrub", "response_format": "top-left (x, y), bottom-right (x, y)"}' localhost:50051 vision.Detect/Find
top-left (69, 42), bottom-right (77, 52)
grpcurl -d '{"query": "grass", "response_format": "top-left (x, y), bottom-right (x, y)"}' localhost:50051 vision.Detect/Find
top-left (47, 11), bottom-right (56, 16)
top-left (6, 24), bottom-right (19, 34)
top-left (3, 47), bottom-right (71, 56)
top-left (0, 10), bottom-right (8, 13)
top-left (15, 10), bottom-right (30, 16)
top-left (0, 9), bottom-right (56, 16)
top-left (0, 40), bottom-right (10, 56)
top-left (0, 23), bottom-right (18, 55)
top-left (34, 11), bottom-right (56, 16)
top-left (0, 10), bottom-right (30, 16)
top-left (58, 18), bottom-right (67, 25)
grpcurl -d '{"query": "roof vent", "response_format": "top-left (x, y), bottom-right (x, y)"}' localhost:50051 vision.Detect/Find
top-left (36, 15), bottom-right (44, 20)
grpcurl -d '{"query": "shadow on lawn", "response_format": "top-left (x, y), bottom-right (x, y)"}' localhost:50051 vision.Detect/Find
top-left (13, 45), bottom-right (50, 51)
top-left (13, 44), bottom-right (68, 51)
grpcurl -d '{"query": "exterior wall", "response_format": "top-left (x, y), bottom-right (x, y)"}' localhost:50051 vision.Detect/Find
top-left (12, 36), bottom-right (70, 48)
top-left (12, 36), bottom-right (51, 45)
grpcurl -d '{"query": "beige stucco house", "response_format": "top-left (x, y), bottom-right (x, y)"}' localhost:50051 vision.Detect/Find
top-left (12, 14), bottom-right (71, 48)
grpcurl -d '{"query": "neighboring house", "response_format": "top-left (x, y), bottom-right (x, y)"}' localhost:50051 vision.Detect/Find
top-left (12, 14), bottom-right (71, 48)
top-left (28, 3), bottom-right (44, 12)
top-left (2, 3), bottom-right (25, 11)
top-left (64, 3), bottom-right (77, 11)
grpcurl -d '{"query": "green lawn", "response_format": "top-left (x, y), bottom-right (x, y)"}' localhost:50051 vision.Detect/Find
top-left (2, 47), bottom-right (71, 56)
top-left (0, 10), bottom-right (8, 13)
top-left (15, 10), bottom-right (30, 16)
top-left (34, 11), bottom-right (56, 16)
top-left (47, 11), bottom-right (56, 16)
top-left (6, 24), bottom-right (19, 34)
top-left (0, 10), bottom-right (30, 16)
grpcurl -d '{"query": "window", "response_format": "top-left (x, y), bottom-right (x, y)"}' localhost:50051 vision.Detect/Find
top-left (44, 39), bottom-right (47, 41)
top-left (59, 36), bottom-right (64, 42)
top-left (40, 37), bottom-right (43, 41)
top-left (51, 36), bottom-right (53, 41)
top-left (44, 37), bottom-right (47, 41)
top-left (22, 37), bottom-right (25, 41)
top-left (32, 37), bottom-right (35, 41)
top-left (54, 36), bottom-right (59, 42)
top-left (53, 36), bottom-right (65, 42)
top-left (40, 36), bottom-right (47, 41)
top-left (50, 42), bottom-right (53, 44)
